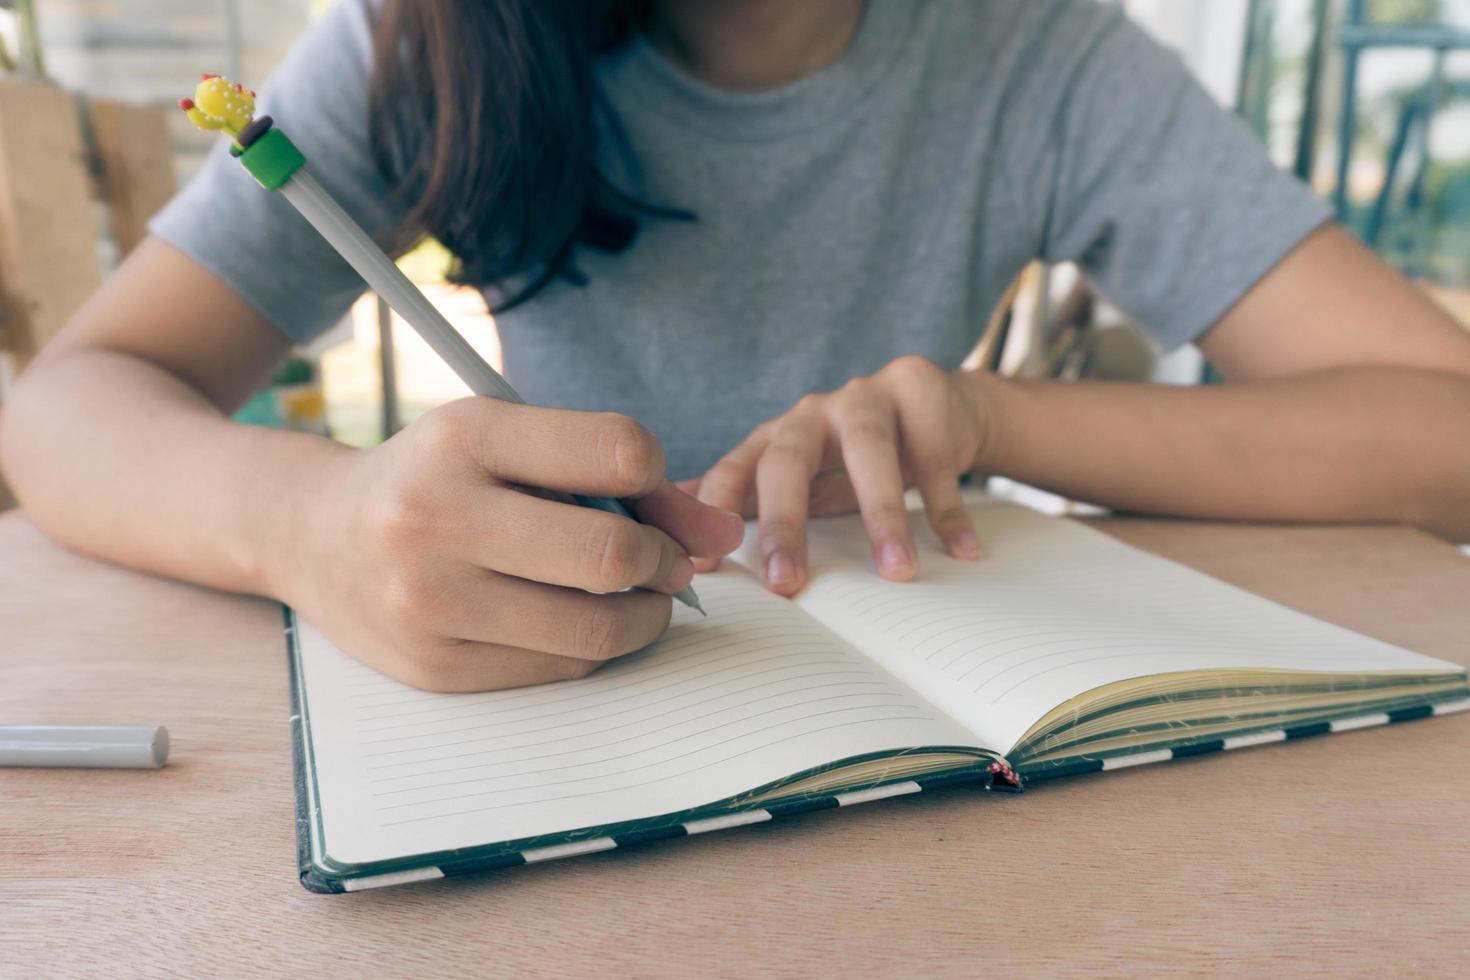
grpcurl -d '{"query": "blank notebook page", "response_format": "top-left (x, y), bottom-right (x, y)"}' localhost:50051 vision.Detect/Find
top-left (295, 569), bottom-right (976, 866)
top-left (790, 500), bottom-right (1461, 753)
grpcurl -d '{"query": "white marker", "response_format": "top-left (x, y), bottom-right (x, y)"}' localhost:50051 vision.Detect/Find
top-left (0, 725), bottom-right (170, 769)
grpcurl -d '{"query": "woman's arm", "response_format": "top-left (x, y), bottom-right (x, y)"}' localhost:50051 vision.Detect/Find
top-left (1, 238), bottom-right (742, 690)
top-left (692, 225), bottom-right (1470, 594)
top-left (1, 237), bottom-right (307, 594)
top-left (968, 225), bottom-right (1470, 540)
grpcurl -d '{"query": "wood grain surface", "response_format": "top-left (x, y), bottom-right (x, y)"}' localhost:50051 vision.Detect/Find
top-left (3, 511), bottom-right (1468, 977)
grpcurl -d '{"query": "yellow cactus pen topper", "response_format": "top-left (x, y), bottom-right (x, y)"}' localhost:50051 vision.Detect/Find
top-left (180, 72), bottom-right (303, 191)
top-left (179, 73), bottom-right (256, 140)
top-left (174, 70), bottom-right (707, 615)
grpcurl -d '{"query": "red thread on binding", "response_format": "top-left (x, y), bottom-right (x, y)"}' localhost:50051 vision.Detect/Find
top-left (987, 760), bottom-right (1020, 787)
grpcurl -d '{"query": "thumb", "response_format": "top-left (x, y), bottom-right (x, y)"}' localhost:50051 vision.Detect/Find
top-left (632, 479), bottom-right (744, 560)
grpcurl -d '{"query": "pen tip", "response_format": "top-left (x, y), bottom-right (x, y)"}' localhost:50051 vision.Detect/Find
top-left (674, 586), bottom-right (706, 616)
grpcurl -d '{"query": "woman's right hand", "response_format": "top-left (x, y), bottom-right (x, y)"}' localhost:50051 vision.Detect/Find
top-left (280, 398), bottom-right (745, 692)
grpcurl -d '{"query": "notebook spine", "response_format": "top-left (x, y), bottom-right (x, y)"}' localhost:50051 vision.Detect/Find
top-left (283, 608), bottom-right (347, 894)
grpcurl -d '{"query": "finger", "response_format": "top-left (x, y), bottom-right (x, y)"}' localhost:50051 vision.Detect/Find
top-left (913, 471), bottom-right (981, 559)
top-left (692, 435), bottom-right (767, 571)
top-left (893, 398), bottom-right (982, 560)
top-left (432, 569), bottom-right (673, 664)
top-left (697, 434), bottom-right (767, 518)
top-left (755, 413), bottom-right (826, 595)
top-left (462, 487), bottom-right (695, 595)
top-left (835, 409), bottom-right (917, 580)
top-left (380, 639), bottom-right (620, 694)
top-left (425, 400), bottom-right (668, 499)
top-left (632, 479), bottom-right (745, 560)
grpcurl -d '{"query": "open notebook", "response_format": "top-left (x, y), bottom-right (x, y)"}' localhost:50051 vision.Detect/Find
top-left (286, 500), bottom-right (1468, 892)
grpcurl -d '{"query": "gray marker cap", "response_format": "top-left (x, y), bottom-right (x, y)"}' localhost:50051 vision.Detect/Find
top-left (0, 725), bottom-right (170, 768)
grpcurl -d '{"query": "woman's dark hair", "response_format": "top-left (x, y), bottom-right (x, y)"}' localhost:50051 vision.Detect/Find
top-left (368, 0), bottom-right (674, 311)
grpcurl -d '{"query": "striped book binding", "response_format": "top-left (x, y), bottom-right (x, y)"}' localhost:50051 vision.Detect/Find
top-left (326, 698), bottom-right (1469, 893)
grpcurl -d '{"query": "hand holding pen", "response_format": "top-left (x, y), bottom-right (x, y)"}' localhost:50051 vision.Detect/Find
top-left (179, 76), bottom-right (742, 691)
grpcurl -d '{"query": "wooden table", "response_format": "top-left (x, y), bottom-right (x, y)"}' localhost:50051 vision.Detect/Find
top-left (4, 510), bottom-right (1468, 976)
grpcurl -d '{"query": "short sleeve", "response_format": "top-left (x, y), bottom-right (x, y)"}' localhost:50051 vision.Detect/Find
top-left (1021, 4), bottom-right (1331, 351)
top-left (148, 0), bottom-right (405, 346)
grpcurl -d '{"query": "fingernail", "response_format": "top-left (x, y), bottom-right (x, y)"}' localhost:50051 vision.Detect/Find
top-left (880, 539), bottom-right (914, 574)
top-left (766, 551), bottom-right (797, 587)
top-left (664, 557), bottom-right (695, 593)
top-left (948, 529), bottom-right (982, 560)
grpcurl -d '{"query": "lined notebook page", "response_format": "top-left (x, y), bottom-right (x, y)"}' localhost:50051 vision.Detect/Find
top-left (784, 500), bottom-right (1461, 754)
top-left (296, 568), bottom-right (977, 866)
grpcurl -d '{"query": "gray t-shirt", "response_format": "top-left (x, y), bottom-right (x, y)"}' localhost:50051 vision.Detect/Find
top-left (151, 0), bottom-right (1329, 479)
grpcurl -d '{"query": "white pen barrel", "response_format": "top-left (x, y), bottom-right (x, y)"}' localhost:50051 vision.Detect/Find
top-left (281, 170), bottom-right (523, 404)
top-left (0, 725), bottom-right (169, 769)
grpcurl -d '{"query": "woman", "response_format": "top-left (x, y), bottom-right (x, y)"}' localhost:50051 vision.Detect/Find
top-left (4, 0), bottom-right (1469, 692)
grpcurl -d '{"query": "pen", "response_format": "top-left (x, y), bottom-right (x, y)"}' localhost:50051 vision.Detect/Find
top-left (0, 725), bottom-right (169, 769)
top-left (179, 75), bottom-right (704, 615)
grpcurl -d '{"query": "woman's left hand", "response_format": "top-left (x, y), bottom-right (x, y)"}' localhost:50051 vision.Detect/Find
top-left (687, 355), bottom-right (991, 595)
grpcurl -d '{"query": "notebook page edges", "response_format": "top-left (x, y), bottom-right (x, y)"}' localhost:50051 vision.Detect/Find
top-left (296, 567), bottom-right (979, 867)
top-left (785, 500), bottom-right (1463, 755)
